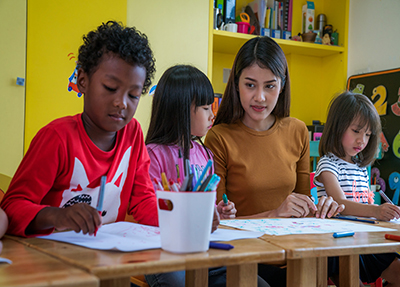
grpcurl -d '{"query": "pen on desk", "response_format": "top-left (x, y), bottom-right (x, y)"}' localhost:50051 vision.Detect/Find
top-left (333, 215), bottom-right (378, 224)
top-left (379, 190), bottom-right (394, 205)
top-left (333, 231), bottom-right (355, 238)
top-left (385, 234), bottom-right (400, 241)
top-left (223, 193), bottom-right (228, 205)
top-left (209, 242), bottom-right (234, 250)
top-left (95, 175), bottom-right (106, 236)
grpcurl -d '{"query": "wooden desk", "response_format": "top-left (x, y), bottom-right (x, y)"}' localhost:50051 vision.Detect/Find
top-left (0, 237), bottom-right (99, 287)
top-left (11, 236), bottom-right (285, 287)
top-left (262, 220), bottom-right (400, 287)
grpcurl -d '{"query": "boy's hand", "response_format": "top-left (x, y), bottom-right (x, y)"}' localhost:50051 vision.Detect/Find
top-left (217, 199), bottom-right (237, 219)
top-left (27, 204), bottom-right (102, 236)
top-left (314, 196), bottom-right (345, 219)
top-left (54, 203), bottom-right (102, 235)
top-left (211, 205), bottom-right (220, 233)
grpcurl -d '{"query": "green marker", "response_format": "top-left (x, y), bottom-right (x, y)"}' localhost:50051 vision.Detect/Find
top-left (223, 193), bottom-right (228, 205)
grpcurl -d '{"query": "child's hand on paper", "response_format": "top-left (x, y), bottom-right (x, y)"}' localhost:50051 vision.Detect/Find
top-left (53, 203), bottom-right (102, 235)
top-left (374, 204), bottom-right (400, 221)
top-left (217, 199), bottom-right (236, 219)
top-left (275, 193), bottom-right (317, 218)
top-left (314, 196), bottom-right (345, 219)
top-left (211, 205), bottom-right (220, 233)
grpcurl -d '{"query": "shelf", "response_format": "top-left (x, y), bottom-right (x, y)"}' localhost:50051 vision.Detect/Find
top-left (213, 30), bottom-right (345, 57)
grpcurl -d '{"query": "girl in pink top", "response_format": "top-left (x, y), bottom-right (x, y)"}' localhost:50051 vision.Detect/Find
top-left (144, 65), bottom-right (269, 287)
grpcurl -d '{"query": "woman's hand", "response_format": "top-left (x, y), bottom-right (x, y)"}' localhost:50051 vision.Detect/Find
top-left (314, 196), bottom-right (345, 219)
top-left (217, 199), bottom-right (237, 219)
top-left (275, 193), bottom-right (317, 218)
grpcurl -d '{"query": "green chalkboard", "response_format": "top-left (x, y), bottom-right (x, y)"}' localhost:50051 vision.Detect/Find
top-left (347, 68), bottom-right (400, 205)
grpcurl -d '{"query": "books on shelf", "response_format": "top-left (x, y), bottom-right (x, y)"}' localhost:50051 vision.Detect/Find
top-left (262, 0), bottom-right (292, 39)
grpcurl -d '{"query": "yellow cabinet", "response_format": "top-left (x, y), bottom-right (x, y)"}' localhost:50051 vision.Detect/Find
top-left (207, 0), bottom-right (349, 125)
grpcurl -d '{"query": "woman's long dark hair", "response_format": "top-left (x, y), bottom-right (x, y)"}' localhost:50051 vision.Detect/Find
top-left (214, 36), bottom-right (290, 126)
top-left (146, 65), bottom-right (214, 160)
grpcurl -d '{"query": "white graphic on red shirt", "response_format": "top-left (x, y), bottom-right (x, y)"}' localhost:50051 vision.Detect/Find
top-left (60, 147), bottom-right (131, 224)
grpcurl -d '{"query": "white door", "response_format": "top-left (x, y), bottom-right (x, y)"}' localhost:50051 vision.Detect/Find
top-left (0, 0), bottom-right (26, 177)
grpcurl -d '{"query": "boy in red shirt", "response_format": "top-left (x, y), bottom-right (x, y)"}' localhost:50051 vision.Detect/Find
top-left (1, 21), bottom-right (158, 237)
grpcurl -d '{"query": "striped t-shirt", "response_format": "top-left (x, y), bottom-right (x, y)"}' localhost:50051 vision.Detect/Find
top-left (314, 153), bottom-right (370, 204)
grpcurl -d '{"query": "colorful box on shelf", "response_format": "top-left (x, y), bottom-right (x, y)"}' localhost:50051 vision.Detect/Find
top-left (261, 28), bottom-right (271, 37)
top-left (271, 29), bottom-right (281, 39)
top-left (282, 31), bottom-right (291, 40)
top-left (302, 1), bottom-right (315, 33)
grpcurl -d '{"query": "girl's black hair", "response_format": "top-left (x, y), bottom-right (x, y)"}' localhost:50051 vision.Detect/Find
top-left (214, 36), bottom-right (290, 126)
top-left (145, 65), bottom-right (214, 160)
top-left (319, 91), bottom-right (382, 167)
top-left (78, 21), bottom-right (155, 94)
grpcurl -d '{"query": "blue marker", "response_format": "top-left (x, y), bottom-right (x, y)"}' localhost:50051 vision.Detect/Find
top-left (193, 159), bottom-right (213, 191)
top-left (204, 174), bottom-right (219, 191)
top-left (222, 193), bottom-right (228, 205)
top-left (209, 242), bottom-right (234, 250)
top-left (333, 231), bottom-right (355, 238)
top-left (97, 175), bottom-right (107, 212)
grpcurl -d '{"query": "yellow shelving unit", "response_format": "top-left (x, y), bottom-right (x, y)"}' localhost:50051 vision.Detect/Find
top-left (207, 0), bottom-right (349, 125)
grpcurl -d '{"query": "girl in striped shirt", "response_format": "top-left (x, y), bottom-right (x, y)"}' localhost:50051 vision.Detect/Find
top-left (314, 91), bottom-right (400, 286)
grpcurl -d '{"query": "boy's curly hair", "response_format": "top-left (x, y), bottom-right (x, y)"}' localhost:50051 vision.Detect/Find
top-left (78, 21), bottom-right (156, 94)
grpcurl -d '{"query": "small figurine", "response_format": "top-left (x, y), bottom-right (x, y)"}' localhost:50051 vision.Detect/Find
top-left (291, 32), bottom-right (302, 41)
top-left (322, 33), bottom-right (331, 45)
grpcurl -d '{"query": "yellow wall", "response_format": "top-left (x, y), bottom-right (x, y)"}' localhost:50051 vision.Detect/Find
top-left (127, 0), bottom-right (209, 136)
top-left (25, 0), bottom-right (127, 152)
top-left (0, 0), bottom-right (26, 177)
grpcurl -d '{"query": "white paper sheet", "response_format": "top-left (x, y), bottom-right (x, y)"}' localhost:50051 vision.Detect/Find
top-left (221, 218), bottom-right (396, 236)
top-left (38, 221), bottom-right (263, 252)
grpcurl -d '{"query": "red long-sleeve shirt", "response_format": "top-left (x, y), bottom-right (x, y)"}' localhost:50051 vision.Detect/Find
top-left (1, 114), bottom-right (158, 237)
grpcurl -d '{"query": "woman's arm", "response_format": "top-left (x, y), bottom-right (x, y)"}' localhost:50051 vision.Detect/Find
top-left (239, 193), bottom-right (317, 218)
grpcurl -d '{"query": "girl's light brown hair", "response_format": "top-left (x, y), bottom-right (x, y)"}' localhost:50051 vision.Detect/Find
top-left (319, 91), bottom-right (381, 167)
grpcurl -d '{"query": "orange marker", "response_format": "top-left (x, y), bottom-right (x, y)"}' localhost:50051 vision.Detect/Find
top-left (161, 172), bottom-right (170, 191)
top-left (385, 234), bottom-right (400, 241)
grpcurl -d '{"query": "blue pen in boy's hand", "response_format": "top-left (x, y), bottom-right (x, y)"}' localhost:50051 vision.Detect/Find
top-left (97, 175), bottom-right (107, 212)
top-left (94, 175), bottom-right (106, 236)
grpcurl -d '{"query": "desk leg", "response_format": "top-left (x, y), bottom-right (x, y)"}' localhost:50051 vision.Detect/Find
top-left (339, 254), bottom-right (359, 287)
top-left (226, 263), bottom-right (257, 287)
top-left (100, 277), bottom-right (130, 287)
top-left (186, 268), bottom-right (208, 287)
top-left (317, 257), bottom-right (328, 287)
top-left (287, 257), bottom-right (317, 287)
